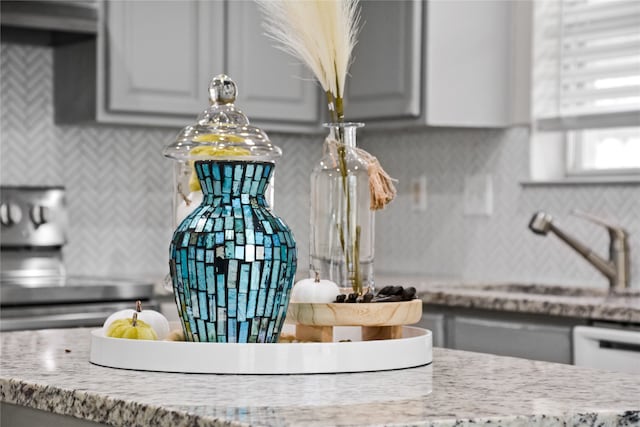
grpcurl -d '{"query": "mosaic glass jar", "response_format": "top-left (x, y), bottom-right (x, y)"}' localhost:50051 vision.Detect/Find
top-left (164, 75), bottom-right (297, 343)
top-left (310, 123), bottom-right (374, 296)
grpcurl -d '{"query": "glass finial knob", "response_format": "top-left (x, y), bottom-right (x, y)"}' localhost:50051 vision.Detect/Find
top-left (208, 74), bottom-right (237, 105)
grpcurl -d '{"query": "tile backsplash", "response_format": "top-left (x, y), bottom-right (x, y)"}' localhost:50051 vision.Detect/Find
top-left (0, 43), bottom-right (317, 281)
top-left (360, 128), bottom-right (640, 288)
top-left (2, 42), bottom-right (639, 288)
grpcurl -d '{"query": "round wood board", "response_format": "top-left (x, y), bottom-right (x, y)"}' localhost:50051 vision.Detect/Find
top-left (286, 299), bottom-right (422, 327)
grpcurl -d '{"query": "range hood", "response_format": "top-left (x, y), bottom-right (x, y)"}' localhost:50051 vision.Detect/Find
top-left (1, 0), bottom-right (97, 45)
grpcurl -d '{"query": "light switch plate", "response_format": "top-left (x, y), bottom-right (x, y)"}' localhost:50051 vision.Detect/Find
top-left (464, 174), bottom-right (493, 216)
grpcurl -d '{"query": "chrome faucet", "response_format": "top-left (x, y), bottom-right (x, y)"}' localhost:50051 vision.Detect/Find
top-left (529, 211), bottom-right (630, 290)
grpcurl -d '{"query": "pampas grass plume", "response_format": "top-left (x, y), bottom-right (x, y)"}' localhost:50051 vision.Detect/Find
top-left (256, 0), bottom-right (361, 103)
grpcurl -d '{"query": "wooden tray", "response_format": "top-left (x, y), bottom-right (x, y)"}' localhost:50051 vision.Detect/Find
top-left (286, 299), bottom-right (422, 342)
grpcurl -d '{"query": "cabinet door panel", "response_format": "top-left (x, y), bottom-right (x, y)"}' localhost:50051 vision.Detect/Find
top-left (426, 0), bottom-right (511, 126)
top-left (417, 312), bottom-right (445, 347)
top-left (448, 315), bottom-right (572, 364)
top-left (345, 0), bottom-right (422, 121)
top-left (107, 0), bottom-right (223, 115)
top-left (227, 1), bottom-right (319, 125)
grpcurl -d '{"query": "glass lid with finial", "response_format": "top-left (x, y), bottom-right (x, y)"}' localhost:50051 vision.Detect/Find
top-left (163, 74), bottom-right (282, 162)
top-left (165, 74), bottom-right (280, 228)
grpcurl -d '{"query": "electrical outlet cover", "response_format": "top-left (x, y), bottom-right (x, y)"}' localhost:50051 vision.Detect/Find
top-left (411, 175), bottom-right (428, 211)
top-left (464, 174), bottom-right (493, 216)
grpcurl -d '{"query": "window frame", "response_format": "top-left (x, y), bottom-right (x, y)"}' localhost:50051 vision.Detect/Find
top-left (565, 129), bottom-right (640, 178)
top-left (529, 0), bottom-right (640, 183)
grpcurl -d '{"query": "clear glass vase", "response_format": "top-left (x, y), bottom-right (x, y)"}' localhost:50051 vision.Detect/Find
top-left (310, 123), bottom-right (374, 295)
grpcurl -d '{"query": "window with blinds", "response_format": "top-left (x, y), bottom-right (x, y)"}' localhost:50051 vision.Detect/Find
top-left (532, 0), bottom-right (640, 175)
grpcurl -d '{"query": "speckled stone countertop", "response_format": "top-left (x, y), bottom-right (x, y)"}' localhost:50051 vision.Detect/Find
top-left (2, 328), bottom-right (639, 426)
top-left (375, 277), bottom-right (640, 323)
top-left (419, 283), bottom-right (640, 323)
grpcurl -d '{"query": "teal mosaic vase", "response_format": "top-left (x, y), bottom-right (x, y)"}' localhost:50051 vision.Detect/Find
top-left (169, 160), bottom-right (297, 343)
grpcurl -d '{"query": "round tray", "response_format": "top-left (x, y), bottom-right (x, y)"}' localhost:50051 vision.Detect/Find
top-left (89, 325), bottom-right (432, 374)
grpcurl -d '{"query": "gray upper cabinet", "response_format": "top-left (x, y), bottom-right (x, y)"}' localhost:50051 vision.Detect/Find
top-left (226, 1), bottom-right (320, 131)
top-left (56, 0), bottom-right (520, 130)
top-left (425, 0), bottom-right (512, 127)
top-left (105, 0), bottom-right (222, 117)
top-left (56, 0), bottom-right (321, 130)
top-left (345, 0), bottom-right (422, 121)
top-left (347, 0), bottom-right (515, 128)
top-left (99, 0), bottom-right (320, 130)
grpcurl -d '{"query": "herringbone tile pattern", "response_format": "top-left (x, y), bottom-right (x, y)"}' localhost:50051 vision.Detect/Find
top-left (1, 44), bottom-right (62, 184)
top-left (1, 43), bottom-right (175, 278)
top-left (2, 42), bottom-right (638, 288)
top-left (269, 132), bottom-right (319, 273)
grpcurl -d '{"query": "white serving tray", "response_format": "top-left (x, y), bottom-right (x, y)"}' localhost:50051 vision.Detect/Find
top-left (89, 325), bottom-right (432, 374)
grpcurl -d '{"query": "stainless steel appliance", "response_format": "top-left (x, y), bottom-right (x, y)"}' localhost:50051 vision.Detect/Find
top-left (1, 186), bottom-right (155, 331)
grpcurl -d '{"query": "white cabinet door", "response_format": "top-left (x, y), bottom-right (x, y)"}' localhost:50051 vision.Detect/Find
top-left (106, 0), bottom-right (223, 116)
top-left (226, 1), bottom-right (321, 131)
top-left (345, 0), bottom-right (422, 121)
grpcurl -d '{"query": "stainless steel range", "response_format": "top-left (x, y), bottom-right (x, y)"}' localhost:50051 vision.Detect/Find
top-left (0, 186), bottom-right (155, 331)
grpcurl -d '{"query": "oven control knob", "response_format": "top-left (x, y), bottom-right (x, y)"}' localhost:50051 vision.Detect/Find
top-left (0, 203), bottom-right (7, 225)
top-left (0, 202), bottom-right (23, 226)
top-left (30, 205), bottom-right (50, 227)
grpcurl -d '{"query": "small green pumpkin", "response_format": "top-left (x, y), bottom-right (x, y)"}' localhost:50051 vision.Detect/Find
top-left (106, 312), bottom-right (157, 340)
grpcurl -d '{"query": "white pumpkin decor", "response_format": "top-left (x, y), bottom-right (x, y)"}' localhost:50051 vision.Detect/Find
top-left (291, 273), bottom-right (340, 303)
top-left (103, 300), bottom-right (170, 340)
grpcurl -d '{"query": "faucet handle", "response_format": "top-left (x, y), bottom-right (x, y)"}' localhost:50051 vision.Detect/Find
top-left (571, 210), bottom-right (628, 238)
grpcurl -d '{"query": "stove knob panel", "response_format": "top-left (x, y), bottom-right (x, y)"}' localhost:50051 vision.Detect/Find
top-left (0, 202), bottom-right (23, 226)
top-left (30, 205), bottom-right (50, 228)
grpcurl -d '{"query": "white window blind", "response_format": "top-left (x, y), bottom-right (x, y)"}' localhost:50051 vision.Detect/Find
top-left (533, 0), bottom-right (640, 131)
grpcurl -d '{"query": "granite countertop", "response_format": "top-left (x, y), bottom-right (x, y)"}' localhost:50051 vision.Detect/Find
top-left (417, 282), bottom-right (640, 323)
top-left (2, 328), bottom-right (640, 426)
top-left (374, 276), bottom-right (640, 323)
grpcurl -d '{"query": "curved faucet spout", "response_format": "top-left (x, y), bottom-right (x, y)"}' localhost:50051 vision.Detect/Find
top-left (528, 211), bottom-right (630, 290)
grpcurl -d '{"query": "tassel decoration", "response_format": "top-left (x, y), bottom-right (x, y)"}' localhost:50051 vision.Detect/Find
top-left (325, 137), bottom-right (397, 210)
